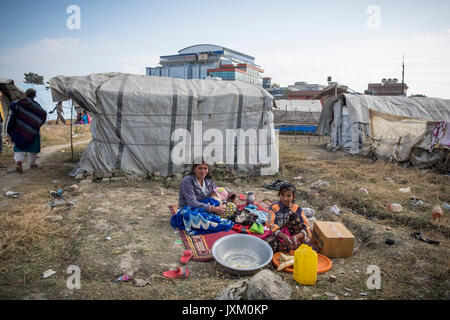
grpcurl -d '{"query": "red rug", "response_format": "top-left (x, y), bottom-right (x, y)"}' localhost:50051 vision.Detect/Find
top-left (169, 200), bottom-right (273, 262)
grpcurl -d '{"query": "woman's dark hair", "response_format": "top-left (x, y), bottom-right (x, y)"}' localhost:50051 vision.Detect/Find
top-left (189, 160), bottom-right (213, 180)
top-left (25, 88), bottom-right (36, 99)
top-left (278, 182), bottom-right (296, 199)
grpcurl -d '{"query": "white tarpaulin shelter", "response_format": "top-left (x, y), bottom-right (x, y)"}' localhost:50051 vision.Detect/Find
top-left (273, 99), bottom-right (322, 127)
top-left (318, 94), bottom-right (450, 170)
top-left (49, 72), bottom-right (279, 177)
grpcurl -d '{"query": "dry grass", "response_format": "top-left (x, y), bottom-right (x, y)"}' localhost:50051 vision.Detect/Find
top-left (0, 144), bottom-right (14, 168)
top-left (279, 138), bottom-right (450, 235)
top-left (40, 123), bottom-right (92, 147)
top-left (0, 196), bottom-right (57, 261)
top-left (0, 130), bottom-right (448, 300)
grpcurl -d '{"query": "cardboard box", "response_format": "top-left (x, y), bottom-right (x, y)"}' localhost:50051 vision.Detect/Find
top-left (312, 221), bottom-right (355, 258)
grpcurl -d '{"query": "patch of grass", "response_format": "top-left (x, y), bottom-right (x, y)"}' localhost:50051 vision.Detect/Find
top-left (41, 123), bottom-right (91, 147)
top-left (0, 144), bottom-right (14, 167)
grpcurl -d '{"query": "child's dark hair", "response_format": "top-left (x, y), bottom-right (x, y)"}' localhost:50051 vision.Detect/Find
top-left (278, 182), bottom-right (296, 199)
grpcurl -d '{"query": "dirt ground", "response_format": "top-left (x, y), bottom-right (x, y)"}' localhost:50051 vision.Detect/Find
top-left (0, 127), bottom-right (449, 300)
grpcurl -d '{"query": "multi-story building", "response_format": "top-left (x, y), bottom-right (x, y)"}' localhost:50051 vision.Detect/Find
top-left (262, 77), bottom-right (272, 89)
top-left (146, 44), bottom-right (264, 86)
top-left (267, 86), bottom-right (290, 100)
top-left (365, 78), bottom-right (408, 96)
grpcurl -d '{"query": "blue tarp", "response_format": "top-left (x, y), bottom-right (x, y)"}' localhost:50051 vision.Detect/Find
top-left (16, 83), bottom-right (76, 121)
top-left (276, 125), bottom-right (317, 133)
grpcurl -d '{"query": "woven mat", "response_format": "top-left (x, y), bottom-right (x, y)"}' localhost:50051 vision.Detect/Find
top-left (169, 200), bottom-right (272, 262)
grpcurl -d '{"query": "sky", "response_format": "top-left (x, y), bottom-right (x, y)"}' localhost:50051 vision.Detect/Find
top-left (0, 0), bottom-right (449, 98)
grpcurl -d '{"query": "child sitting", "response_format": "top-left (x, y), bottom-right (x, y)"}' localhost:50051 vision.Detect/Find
top-left (209, 187), bottom-right (228, 206)
top-left (265, 182), bottom-right (312, 252)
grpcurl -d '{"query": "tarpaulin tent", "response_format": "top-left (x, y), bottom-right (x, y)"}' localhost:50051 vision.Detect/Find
top-left (0, 78), bottom-right (25, 136)
top-left (273, 99), bottom-right (322, 133)
top-left (318, 94), bottom-right (450, 170)
top-left (49, 72), bottom-right (279, 177)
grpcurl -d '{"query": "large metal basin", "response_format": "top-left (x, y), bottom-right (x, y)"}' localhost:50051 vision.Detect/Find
top-left (212, 234), bottom-right (273, 276)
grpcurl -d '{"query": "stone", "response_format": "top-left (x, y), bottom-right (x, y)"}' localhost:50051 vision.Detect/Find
top-left (75, 174), bottom-right (83, 180)
top-left (329, 275), bottom-right (337, 282)
top-left (66, 184), bottom-right (79, 192)
top-left (246, 270), bottom-right (292, 300)
top-left (126, 174), bottom-right (142, 182)
top-left (216, 280), bottom-right (248, 300)
top-left (133, 279), bottom-right (151, 287)
top-left (102, 178), bottom-right (111, 183)
top-left (103, 172), bottom-right (113, 178)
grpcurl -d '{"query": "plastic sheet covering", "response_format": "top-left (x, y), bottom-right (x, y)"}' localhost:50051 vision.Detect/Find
top-left (329, 100), bottom-right (341, 150)
top-left (344, 94), bottom-right (450, 124)
top-left (48, 73), bottom-right (279, 177)
top-left (274, 99), bottom-right (322, 112)
top-left (317, 95), bottom-right (339, 135)
top-left (369, 110), bottom-right (428, 162)
top-left (273, 110), bottom-right (320, 126)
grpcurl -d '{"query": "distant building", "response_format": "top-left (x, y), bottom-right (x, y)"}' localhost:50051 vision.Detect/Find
top-left (267, 86), bottom-right (290, 100)
top-left (365, 78), bottom-right (408, 96)
top-left (263, 77), bottom-right (272, 89)
top-left (146, 44), bottom-right (264, 86)
top-left (287, 81), bottom-right (327, 100)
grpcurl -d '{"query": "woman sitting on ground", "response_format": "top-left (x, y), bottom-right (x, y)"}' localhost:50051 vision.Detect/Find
top-left (171, 161), bottom-right (233, 235)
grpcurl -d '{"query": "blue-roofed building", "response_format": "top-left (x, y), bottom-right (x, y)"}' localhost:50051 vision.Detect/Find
top-left (146, 44), bottom-right (264, 86)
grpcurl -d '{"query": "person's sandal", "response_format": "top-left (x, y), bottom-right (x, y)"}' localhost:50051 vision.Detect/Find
top-left (16, 161), bottom-right (23, 173)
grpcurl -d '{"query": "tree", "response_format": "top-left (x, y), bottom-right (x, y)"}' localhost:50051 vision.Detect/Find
top-left (24, 72), bottom-right (44, 85)
top-left (409, 94), bottom-right (427, 97)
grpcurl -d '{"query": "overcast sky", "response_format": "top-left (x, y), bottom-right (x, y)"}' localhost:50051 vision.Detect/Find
top-left (1, 0), bottom-right (449, 98)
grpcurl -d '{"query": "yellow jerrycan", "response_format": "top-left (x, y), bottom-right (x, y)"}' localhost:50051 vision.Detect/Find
top-left (293, 244), bottom-right (317, 285)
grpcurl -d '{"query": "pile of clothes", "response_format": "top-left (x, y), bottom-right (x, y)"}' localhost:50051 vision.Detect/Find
top-left (228, 203), bottom-right (268, 235)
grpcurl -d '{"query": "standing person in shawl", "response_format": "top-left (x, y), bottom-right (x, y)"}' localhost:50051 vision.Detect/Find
top-left (49, 101), bottom-right (66, 125)
top-left (7, 88), bottom-right (47, 173)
